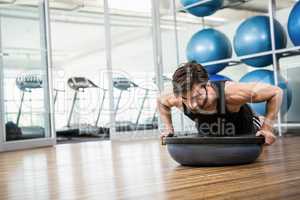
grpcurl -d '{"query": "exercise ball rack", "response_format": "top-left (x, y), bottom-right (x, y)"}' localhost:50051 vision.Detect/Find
top-left (167, 0), bottom-right (300, 136)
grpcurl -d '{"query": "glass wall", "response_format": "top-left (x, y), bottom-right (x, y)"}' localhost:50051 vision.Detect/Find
top-left (49, 0), bottom-right (111, 141)
top-left (0, 1), bottom-right (52, 143)
top-left (280, 55), bottom-right (300, 126)
top-left (276, 4), bottom-right (300, 133)
top-left (109, 0), bottom-right (159, 137)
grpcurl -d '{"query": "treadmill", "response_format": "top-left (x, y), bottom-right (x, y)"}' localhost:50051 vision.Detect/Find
top-left (113, 77), bottom-right (138, 131)
top-left (5, 74), bottom-right (45, 141)
top-left (113, 77), bottom-right (158, 131)
top-left (133, 87), bottom-right (158, 131)
top-left (56, 77), bottom-right (109, 138)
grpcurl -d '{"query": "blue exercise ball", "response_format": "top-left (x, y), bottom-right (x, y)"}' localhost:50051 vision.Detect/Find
top-left (181, 0), bottom-right (224, 17)
top-left (288, 1), bottom-right (300, 46)
top-left (209, 74), bottom-right (232, 81)
top-left (234, 16), bottom-right (287, 68)
top-left (239, 69), bottom-right (292, 116)
top-left (186, 28), bottom-right (232, 75)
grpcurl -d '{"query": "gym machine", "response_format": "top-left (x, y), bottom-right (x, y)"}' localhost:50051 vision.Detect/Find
top-left (113, 77), bottom-right (158, 131)
top-left (5, 74), bottom-right (45, 141)
top-left (56, 77), bottom-right (109, 138)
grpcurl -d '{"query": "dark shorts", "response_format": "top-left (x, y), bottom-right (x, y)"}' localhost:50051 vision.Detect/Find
top-left (253, 115), bottom-right (262, 133)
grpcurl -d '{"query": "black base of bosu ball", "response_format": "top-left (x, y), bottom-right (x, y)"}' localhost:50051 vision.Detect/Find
top-left (165, 135), bottom-right (265, 166)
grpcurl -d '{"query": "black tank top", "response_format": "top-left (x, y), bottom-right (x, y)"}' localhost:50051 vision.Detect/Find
top-left (183, 81), bottom-right (257, 136)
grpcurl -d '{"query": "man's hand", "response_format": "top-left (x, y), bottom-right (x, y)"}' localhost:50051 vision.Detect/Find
top-left (160, 129), bottom-right (174, 145)
top-left (256, 116), bottom-right (277, 145)
top-left (160, 129), bottom-right (174, 139)
top-left (256, 129), bottom-right (276, 145)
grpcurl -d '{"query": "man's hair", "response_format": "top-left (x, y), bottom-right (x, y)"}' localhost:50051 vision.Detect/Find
top-left (172, 61), bottom-right (209, 96)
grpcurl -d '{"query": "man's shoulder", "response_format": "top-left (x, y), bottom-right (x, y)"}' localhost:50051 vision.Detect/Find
top-left (159, 87), bottom-right (181, 107)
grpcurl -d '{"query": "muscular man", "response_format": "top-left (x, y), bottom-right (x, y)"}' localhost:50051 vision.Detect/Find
top-left (157, 62), bottom-right (283, 145)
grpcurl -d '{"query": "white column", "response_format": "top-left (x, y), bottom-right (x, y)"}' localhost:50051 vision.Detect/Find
top-left (103, 0), bottom-right (116, 138)
top-left (268, 0), bottom-right (282, 136)
top-left (0, 16), bottom-right (5, 146)
top-left (151, 0), bottom-right (165, 134)
top-left (39, 0), bottom-right (56, 140)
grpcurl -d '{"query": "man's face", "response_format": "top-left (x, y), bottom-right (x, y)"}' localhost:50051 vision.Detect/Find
top-left (181, 83), bottom-right (216, 112)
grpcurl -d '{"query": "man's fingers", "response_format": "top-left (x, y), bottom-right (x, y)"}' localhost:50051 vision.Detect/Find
top-left (265, 137), bottom-right (273, 145)
top-left (160, 135), bottom-right (166, 140)
top-left (256, 131), bottom-right (262, 136)
top-left (265, 134), bottom-right (276, 145)
top-left (256, 130), bottom-right (276, 145)
top-left (265, 137), bottom-right (271, 145)
top-left (267, 135), bottom-right (276, 145)
top-left (160, 133), bottom-right (169, 139)
top-left (160, 134), bottom-right (168, 146)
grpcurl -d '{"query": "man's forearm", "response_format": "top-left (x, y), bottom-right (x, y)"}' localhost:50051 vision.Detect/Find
top-left (157, 100), bottom-right (174, 132)
top-left (262, 89), bottom-right (283, 130)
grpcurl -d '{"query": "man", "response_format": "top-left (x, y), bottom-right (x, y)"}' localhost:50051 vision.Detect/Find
top-left (157, 62), bottom-right (283, 145)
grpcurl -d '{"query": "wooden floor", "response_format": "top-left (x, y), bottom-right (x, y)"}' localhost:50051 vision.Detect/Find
top-left (1, 136), bottom-right (300, 200)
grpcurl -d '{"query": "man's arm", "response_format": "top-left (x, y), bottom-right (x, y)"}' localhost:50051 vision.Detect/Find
top-left (156, 94), bottom-right (176, 137)
top-left (226, 82), bottom-right (283, 144)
